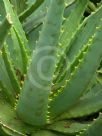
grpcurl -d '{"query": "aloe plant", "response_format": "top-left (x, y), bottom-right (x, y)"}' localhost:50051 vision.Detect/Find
top-left (0, 0), bottom-right (102, 135)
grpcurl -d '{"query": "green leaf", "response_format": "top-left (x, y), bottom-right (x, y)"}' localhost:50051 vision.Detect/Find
top-left (79, 114), bottom-right (102, 136)
top-left (0, 14), bottom-right (12, 49)
top-left (3, 0), bottom-right (29, 74)
top-left (50, 17), bottom-right (102, 118)
top-left (19, 0), bottom-right (44, 22)
top-left (32, 130), bottom-right (57, 136)
top-left (16, 0), bottom-right (65, 126)
top-left (58, 83), bottom-right (102, 119)
top-left (48, 120), bottom-right (90, 135)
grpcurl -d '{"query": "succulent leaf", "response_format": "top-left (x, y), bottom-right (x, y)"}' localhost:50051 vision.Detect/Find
top-left (0, 14), bottom-right (12, 49)
top-left (48, 120), bottom-right (90, 135)
top-left (16, 0), bottom-right (65, 126)
top-left (0, 0), bottom-right (102, 135)
top-left (49, 20), bottom-right (102, 118)
top-left (58, 83), bottom-right (102, 119)
top-left (19, 0), bottom-right (44, 22)
top-left (79, 114), bottom-right (102, 136)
